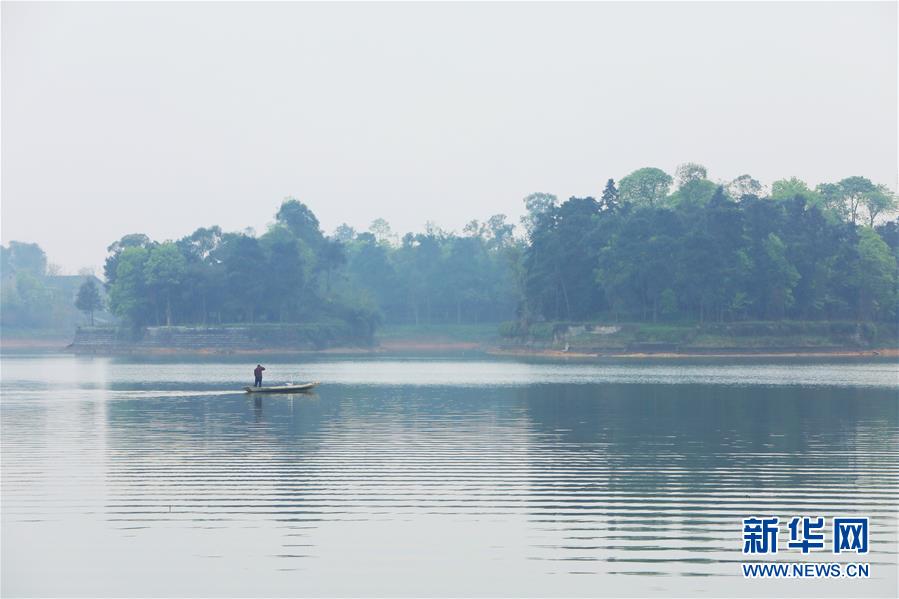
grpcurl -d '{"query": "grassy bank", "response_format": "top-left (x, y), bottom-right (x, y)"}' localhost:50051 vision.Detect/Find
top-left (14, 320), bottom-right (898, 356)
top-left (498, 320), bottom-right (899, 353)
top-left (67, 321), bottom-right (375, 354)
top-left (375, 323), bottom-right (501, 350)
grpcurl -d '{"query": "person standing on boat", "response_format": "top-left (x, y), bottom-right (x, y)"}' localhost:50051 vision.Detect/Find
top-left (253, 364), bottom-right (266, 387)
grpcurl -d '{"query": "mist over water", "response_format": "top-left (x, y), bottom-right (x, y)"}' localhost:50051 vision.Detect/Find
top-left (2, 354), bottom-right (897, 597)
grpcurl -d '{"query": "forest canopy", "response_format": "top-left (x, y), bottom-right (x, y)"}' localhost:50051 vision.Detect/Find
top-left (5, 166), bottom-right (898, 338)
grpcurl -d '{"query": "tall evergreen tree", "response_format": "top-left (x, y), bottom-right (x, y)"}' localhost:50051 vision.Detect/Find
top-left (599, 179), bottom-right (619, 212)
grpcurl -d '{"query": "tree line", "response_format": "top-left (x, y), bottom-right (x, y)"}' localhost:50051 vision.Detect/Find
top-left (99, 200), bottom-right (522, 331)
top-left (5, 164), bottom-right (897, 335)
top-left (522, 166), bottom-right (897, 324)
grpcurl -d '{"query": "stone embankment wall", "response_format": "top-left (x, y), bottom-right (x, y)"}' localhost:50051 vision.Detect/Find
top-left (69, 325), bottom-right (368, 354)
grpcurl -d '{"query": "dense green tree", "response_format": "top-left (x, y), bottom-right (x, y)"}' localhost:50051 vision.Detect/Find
top-left (861, 185), bottom-right (898, 227)
top-left (6, 241), bottom-right (47, 275)
top-left (758, 233), bottom-right (800, 319)
top-left (369, 218), bottom-right (395, 245)
top-left (217, 234), bottom-right (267, 323)
top-left (525, 196), bottom-right (604, 320)
top-left (853, 228), bottom-right (897, 321)
top-left (445, 235), bottom-right (487, 323)
top-left (875, 219), bottom-right (899, 261)
top-left (318, 238), bottom-right (347, 293)
top-left (145, 243), bottom-right (187, 326)
top-left (598, 207), bottom-right (682, 321)
top-left (727, 174), bottom-right (763, 200)
top-left (815, 182), bottom-right (845, 217)
top-left (332, 223), bottom-right (356, 243)
top-left (668, 178), bottom-right (718, 209)
top-left (771, 177), bottom-right (820, 204)
top-left (521, 192), bottom-right (558, 238)
top-left (599, 179), bottom-right (619, 212)
top-left (104, 234), bottom-right (154, 287)
top-left (276, 198), bottom-right (324, 248)
top-left (618, 167), bottom-right (673, 208)
top-left (345, 232), bottom-right (401, 319)
top-left (177, 226), bottom-right (222, 261)
top-left (836, 176), bottom-right (877, 225)
top-left (0, 245), bottom-right (10, 275)
top-left (675, 163), bottom-right (707, 188)
top-left (108, 247), bottom-right (152, 325)
top-left (780, 196), bottom-right (836, 319)
top-left (265, 239), bottom-right (306, 321)
top-left (75, 277), bottom-right (103, 325)
top-left (485, 214), bottom-right (515, 248)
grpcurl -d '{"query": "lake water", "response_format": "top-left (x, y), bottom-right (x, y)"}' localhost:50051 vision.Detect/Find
top-left (2, 353), bottom-right (897, 597)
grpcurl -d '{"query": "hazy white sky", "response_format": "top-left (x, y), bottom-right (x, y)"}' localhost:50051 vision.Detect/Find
top-left (2, 1), bottom-right (896, 273)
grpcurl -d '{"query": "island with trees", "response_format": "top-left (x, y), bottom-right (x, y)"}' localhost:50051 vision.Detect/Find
top-left (3, 164), bottom-right (897, 355)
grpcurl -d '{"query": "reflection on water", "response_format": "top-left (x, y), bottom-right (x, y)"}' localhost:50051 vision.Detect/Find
top-left (2, 354), bottom-right (897, 597)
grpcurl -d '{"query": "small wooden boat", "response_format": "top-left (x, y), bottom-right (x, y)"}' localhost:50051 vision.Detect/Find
top-left (244, 382), bottom-right (319, 394)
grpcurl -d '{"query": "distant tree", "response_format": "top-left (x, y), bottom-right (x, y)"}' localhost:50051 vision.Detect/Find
top-left (598, 208), bottom-right (683, 322)
top-left (218, 234), bottom-right (266, 323)
top-left (5, 272), bottom-right (53, 327)
top-left (618, 167), bottom-right (673, 207)
top-left (444, 236), bottom-right (487, 323)
top-left (177, 226), bottom-right (222, 261)
top-left (759, 233), bottom-right (800, 319)
top-left (462, 219), bottom-right (486, 239)
top-left (815, 182), bottom-right (846, 218)
top-left (675, 163), bottom-right (707, 188)
top-left (853, 227), bottom-right (897, 320)
top-left (668, 178), bottom-right (718, 208)
top-left (318, 238), bottom-right (347, 293)
top-left (276, 198), bottom-right (324, 248)
top-left (369, 218), bottom-right (395, 245)
top-left (599, 179), bottom-right (619, 212)
top-left (486, 214), bottom-right (515, 248)
top-left (521, 192), bottom-right (558, 237)
top-left (875, 219), bottom-right (899, 261)
top-left (75, 277), bottom-right (103, 325)
top-left (861, 184), bottom-right (897, 227)
top-left (7, 241), bottom-right (47, 275)
top-left (347, 232), bottom-right (403, 321)
top-left (104, 233), bottom-right (153, 288)
top-left (144, 243), bottom-right (187, 326)
top-left (266, 239), bottom-right (305, 321)
top-left (0, 245), bottom-right (10, 276)
top-left (771, 177), bottom-right (819, 204)
top-left (837, 176), bottom-right (878, 225)
top-left (108, 246), bottom-right (152, 325)
top-left (423, 221), bottom-right (447, 238)
top-left (333, 223), bottom-right (356, 243)
top-left (525, 196), bottom-right (602, 320)
top-left (727, 174), bottom-right (763, 200)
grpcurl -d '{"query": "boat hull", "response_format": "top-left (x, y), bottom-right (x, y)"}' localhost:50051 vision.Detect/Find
top-left (244, 382), bottom-right (319, 394)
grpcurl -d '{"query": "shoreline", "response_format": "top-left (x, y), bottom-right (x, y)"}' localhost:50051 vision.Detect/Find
top-left (4, 337), bottom-right (896, 360)
top-left (486, 347), bottom-right (899, 360)
top-left (0, 337), bottom-right (73, 350)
